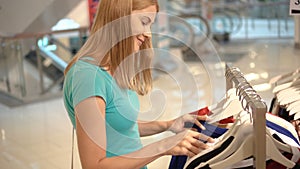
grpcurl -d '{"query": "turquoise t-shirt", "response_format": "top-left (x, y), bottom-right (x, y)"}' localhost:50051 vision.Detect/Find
top-left (63, 58), bottom-right (146, 168)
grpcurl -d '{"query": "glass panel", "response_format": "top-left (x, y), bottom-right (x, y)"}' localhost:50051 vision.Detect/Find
top-left (167, 0), bottom-right (294, 40)
top-left (0, 27), bottom-right (89, 105)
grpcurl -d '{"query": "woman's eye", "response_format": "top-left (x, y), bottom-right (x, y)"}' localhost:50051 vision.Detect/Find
top-left (142, 21), bottom-right (147, 26)
top-left (141, 20), bottom-right (149, 26)
top-left (141, 17), bottom-right (151, 26)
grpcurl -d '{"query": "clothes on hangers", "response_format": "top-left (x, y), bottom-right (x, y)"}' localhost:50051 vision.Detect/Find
top-left (267, 120), bottom-right (300, 148)
top-left (169, 107), bottom-right (231, 169)
top-left (184, 124), bottom-right (256, 169)
top-left (269, 98), bottom-right (295, 122)
top-left (169, 106), bottom-right (300, 169)
top-left (174, 67), bottom-right (300, 169)
top-left (194, 132), bottom-right (300, 169)
top-left (196, 162), bottom-right (300, 169)
top-left (270, 78), bottom-right (300, 121)
top-left (169, 122), bottom-right (228, 169)
top-left (184, 136), bottom-right (234, 169)
top-left (169, 121), bottom-right (300, 168)
top-left (266, 112), bottom-right (300, 147)
top-left (190, 107), bottom-right (235, 124)
top-left (269, 75), bottom-right (300, 140)
top-left (265, 129), bottom-right (300, 169)
top-left (269, 98), bottom-right (300, 140)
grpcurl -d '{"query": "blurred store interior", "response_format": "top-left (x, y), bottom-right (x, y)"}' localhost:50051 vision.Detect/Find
top-left (0, 0), bottom-right (300, 168)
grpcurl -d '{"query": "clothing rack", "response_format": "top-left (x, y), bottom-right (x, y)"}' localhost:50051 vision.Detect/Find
top-left (225, 65), bottom-right (267, 169)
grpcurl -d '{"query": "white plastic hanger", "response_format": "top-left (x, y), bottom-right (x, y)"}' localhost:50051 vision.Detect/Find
top-left (215, 111), bottom-right (251, 143)
top-left (195, 124), bottom-right (253, 169)
top-left (287, 100), bottom-right (300, 112)
top-left (188, 119), bottom-right (295, 169)
top-left (276, 86), bottom-right (300, 106)
top-left (184, 112), bottom-right (251, 169)
top-left (266, 128), bottom-right (292, 154)
top-left (204, 133), bottom-right (253, 169)
top-left (194, 127), bottom-right (294, 169)
top-left (289, 105), bottom-right (300, 117)
top-left (273, 79), bottom-right (300, 94)
top-left (193, 123), bottom-right (293, 168)
top-left (294, 112), bottom-right (300, 120)
top-left (207, 99), bottom-right (244, 124)
top-left (205, 88), bottom-right (245, 124)
top-left (277, 87), bottom-right (300, 101)
top-left (206, 133), bottom-right (295, 169)
top-left (208, 88), bottom-right (238, 113)
top-left (279, 95), bottom-right (300, 106)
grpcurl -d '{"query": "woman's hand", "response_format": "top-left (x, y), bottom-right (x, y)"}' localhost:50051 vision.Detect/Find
top-left (159, 129), bottom-right (214, 157)
top-left (167, 114), bottom-right (207, 134)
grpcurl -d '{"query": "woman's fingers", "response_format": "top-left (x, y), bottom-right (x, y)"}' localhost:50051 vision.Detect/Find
top-left (181, 147), bottom-right (196, 157)
top-left (180, 140), bottom-right (200, 155)
top-left (193, 118), bottom-right (206, 130)
top-left (182, 130), bottom-right (214, 156)
top-left (197, 132), bottom-right (215, 143)
top-left (190, 137), bottom-right (209, 149)
top-left (167, 129), bottom-right (215, 157)
top-left (196, 115), bottom-right (208, 121)
top-left (185, 114), bottom-right (207, 130)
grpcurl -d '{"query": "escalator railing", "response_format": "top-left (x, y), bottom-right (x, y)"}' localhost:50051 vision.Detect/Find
top-left (0, 27), bottom-right (89, 106)
top-left (167, 0), bottom-right (294, 41)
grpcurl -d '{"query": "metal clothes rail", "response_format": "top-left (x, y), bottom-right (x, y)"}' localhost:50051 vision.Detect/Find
top-left (225, 65), bottom-right (267, 169)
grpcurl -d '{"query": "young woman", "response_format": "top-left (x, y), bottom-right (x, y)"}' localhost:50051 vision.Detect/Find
top-left (63, 0), bottom-right (214, 168)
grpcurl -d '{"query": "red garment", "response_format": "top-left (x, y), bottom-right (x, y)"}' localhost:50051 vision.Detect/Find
top-left (219, 116), bottom-right (235, 124)
top-left (190, 107), bottom-right (235, 124)
top-left (190, 107), bottom-right (211, 116)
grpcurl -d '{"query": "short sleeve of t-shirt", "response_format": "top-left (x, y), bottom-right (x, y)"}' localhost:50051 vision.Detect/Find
top-left (71, 64), bottom-right (109, 107)
top-left (63, 60), bottom-right (114, 127)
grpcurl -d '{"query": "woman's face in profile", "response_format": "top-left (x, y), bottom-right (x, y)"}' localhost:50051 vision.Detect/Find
top-left (131, 5), bottom-right (157, 52)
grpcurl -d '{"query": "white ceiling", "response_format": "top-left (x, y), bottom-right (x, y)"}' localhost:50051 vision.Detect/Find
top-left (66, 0), bottom-right (89, 28)
top-left (0, 0), bottom-right (88, 36)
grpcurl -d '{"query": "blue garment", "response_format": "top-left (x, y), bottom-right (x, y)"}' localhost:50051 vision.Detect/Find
top-left (169, 119), bottom-right (300, 169)
top-left (266, 120), bottom-right (300, 146)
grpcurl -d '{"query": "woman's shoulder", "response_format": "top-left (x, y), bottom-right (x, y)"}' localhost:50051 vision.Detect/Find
top-left (65, 57), bottom-right (114, 89)
top-left (65, 59), bottom-right (114, 91)
top-left (64, 60), bottom-right (113, 91)
top-left (70, 59), bottom-right (108, 77)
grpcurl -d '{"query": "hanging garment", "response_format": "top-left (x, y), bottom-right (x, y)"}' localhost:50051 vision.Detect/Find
top-left (267, 120), bottom-right (300, 148)
top-left (184, 136), bottom-right (234, 169)
top-left (175, 119), bottom-right (300, 169)
top-left (266, 113), bottom-right (300, 147)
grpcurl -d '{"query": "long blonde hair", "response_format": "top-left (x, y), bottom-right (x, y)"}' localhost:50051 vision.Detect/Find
top-left (64, 0), bottom-right (159, 95)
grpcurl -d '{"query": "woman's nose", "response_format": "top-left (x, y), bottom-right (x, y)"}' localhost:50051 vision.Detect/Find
top-left (142, 26), bottom-right (152, 38)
